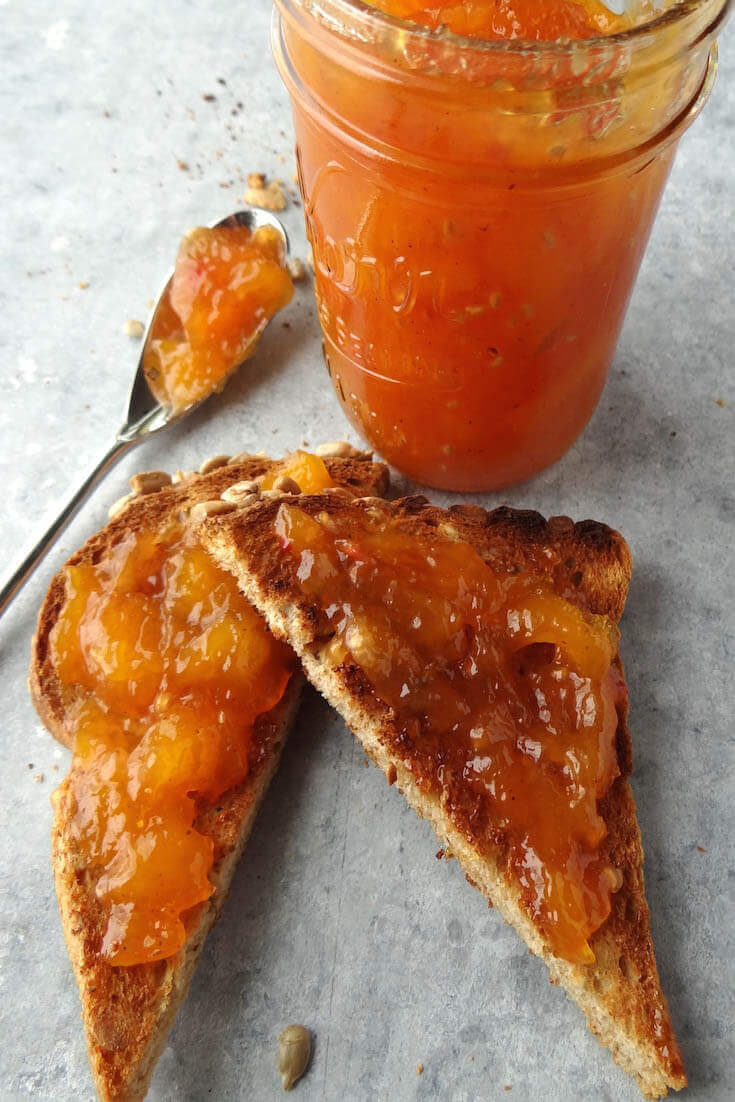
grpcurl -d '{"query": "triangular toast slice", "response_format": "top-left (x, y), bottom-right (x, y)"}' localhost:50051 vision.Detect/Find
top-left (30, 447), bottom-right (388, 1102)
top-left (200, 490), bottom-right (686, 1100)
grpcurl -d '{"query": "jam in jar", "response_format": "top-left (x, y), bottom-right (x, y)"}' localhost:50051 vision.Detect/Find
top-left (274, 0), bottom-right (726, 489)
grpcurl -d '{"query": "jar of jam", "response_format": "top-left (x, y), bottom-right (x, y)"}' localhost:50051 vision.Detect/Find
top-left (273, 0), bottom-right (729, 490)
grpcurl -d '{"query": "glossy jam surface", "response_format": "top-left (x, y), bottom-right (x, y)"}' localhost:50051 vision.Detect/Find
top-left (276, 504), bottom-right (623, 961)
top-left (367, 0), bottom-right (627, 39)
top-left (278, 0), bottom-right (701, 488)
top-left (144, 224), bottom-right (293, 414)
top-left (51, 522), bottom-right (294, 966)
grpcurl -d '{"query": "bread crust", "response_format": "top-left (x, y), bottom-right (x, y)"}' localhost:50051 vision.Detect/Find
top-left (200, 493), bottom-right (686, 1101)
top-left (31, 452), bottom-right (388, 1102)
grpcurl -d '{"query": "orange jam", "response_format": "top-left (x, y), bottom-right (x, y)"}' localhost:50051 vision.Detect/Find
top-left (275, 0), bottom-right (719, 489)
top-left (260, 449), bottom-right (336, 493)
top-left (50, 519), bottom-right (295, 966)
top-left (367, 0), bottom-right (628, 39)
top-left (275, 503), bottom-right (624, 962)
top-left (143, 223), bottom-right (293, 414)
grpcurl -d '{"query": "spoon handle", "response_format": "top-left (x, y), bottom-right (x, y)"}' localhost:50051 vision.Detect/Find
top-left (0, 438), bottom-right (137, 619)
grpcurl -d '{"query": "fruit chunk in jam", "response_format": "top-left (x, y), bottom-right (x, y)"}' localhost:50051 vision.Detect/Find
top-left (366, 0), bottom-right (629, 40)
top-left (275, 503), bottom-right (623, 963)
top-left (143, 223), bottom-right (293, 415)
top-left (51, 520), bottom-right (294, 966)
top-left (260, 450), bottom-right (336, 494)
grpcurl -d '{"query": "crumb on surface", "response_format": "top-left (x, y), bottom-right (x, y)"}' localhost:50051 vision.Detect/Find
top-left (243, 176), bottom-right (287, 212)
top-left (78, 280), bottom-right (89, 290)
top-left (416, 1064), bottom-right (423, 1075)
top-left (287, 257), bottom-right (307, 282)
top-left (122, 319), bottom-right (145, 339)
top-left (715, 397), bottom-right (727, 408)
top-left (34, 773), bottom-right (44, 784)
top-left (697, 845), bottom-right (707, 853)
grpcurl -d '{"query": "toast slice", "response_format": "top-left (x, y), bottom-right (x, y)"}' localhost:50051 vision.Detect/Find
top-left (200, 491), bottom-right (686, 1100)
top-left (30, 447), bottom-right (388, 1102)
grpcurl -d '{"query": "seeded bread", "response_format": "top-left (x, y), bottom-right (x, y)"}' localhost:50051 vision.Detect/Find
top-left (29, 449), bottom-right (388, 1102)
top-left (200, 492), bottom-right (686, 1101)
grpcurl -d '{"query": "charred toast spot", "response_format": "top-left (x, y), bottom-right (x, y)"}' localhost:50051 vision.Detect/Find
top-left (448, 503), bottom-right (488, 524)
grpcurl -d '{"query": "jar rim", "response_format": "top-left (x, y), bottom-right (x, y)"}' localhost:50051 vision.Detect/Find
top-left (279, 0), bottom-right (731, 56)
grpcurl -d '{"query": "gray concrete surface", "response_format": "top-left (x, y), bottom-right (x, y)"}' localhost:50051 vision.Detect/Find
top-left (0, 2), bottom-right (733, 1100)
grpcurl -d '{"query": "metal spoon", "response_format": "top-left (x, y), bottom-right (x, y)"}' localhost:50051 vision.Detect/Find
top-left (0, 208), bottom-right (289, 618)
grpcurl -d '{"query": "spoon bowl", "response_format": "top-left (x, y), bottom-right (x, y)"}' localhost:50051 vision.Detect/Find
top-left (121, 208), bottom-right (290, 441)
top-left (0, 207), bottom-right (290, 617)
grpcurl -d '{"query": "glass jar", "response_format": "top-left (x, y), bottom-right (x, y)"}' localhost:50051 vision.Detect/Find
top-left (273, 0), bottom-right (730, 491)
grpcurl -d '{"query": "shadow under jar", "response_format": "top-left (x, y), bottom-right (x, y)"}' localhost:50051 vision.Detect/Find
top-left (273, 0), bottom-right (730, 491)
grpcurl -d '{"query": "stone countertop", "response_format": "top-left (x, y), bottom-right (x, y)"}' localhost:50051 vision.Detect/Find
top-left (1, 3), bottom-right (733, 1100)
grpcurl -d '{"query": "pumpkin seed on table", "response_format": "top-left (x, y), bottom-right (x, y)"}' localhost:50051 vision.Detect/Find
top-left (277, 1024), bottom-right (311, 1091)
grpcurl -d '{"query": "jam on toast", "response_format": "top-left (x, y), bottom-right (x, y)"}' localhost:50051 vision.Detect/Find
top-left (201, 491), bottom-right (685, 1100)
top-left (30, 448), bottom-right (388, 1102)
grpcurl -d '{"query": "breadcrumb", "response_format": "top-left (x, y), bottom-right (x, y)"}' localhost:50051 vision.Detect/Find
top-left (244, 176), bottom-right (287, 212)
top-left (122, 319), bottom-right (145, 339)
top-left (287, 257), bottom-right (307, 282)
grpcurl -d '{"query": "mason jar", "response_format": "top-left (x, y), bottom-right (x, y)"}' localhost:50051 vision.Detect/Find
top-left (273, 0), bottom-right (730, 490)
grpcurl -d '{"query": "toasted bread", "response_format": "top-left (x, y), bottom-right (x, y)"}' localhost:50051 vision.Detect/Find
top-left (200, 492), bottom-right (686, 1100)
top-left (30, 449), bottom-right (389, 1102)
